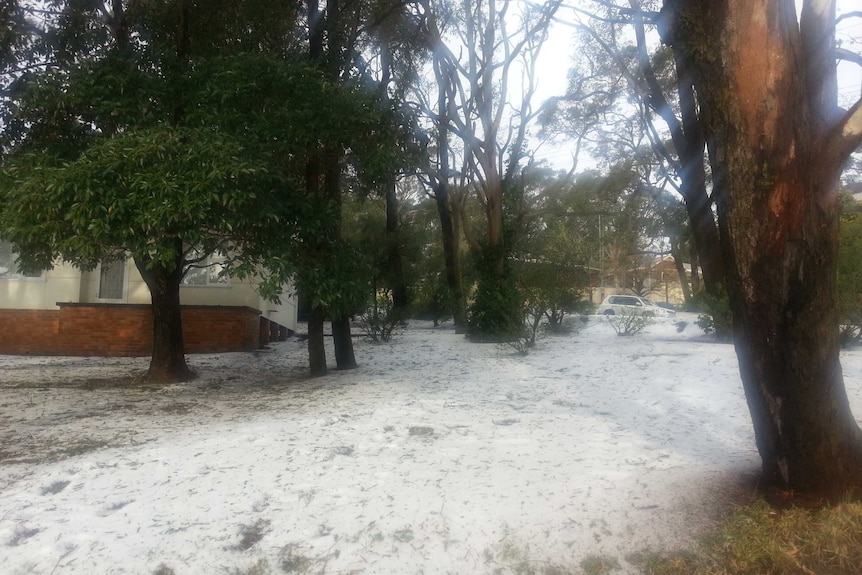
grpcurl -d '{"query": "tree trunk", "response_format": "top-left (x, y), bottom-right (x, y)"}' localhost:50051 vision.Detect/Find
top-left (671, 51), bottom-right (725, 297)
top-left (304, 0), bottom-right (359, 373)
top-left (331, 315), bottom-right (357, 370)
top-left (134, 252), bottom-right (193, 383)
top-left (666, 0), bottom-right (862, 495)
top-left (322, 146), bottom-right (357, 370)
top-left (308, 304), bottom-right (327, 377)
top-left (432, 58), bottom-right (467, 333)
top-left (435, 185), bottom-right (467, 333)
top-left (670, 236), bottom-right (692, 304)
top-left (689, 244), bottom-right (700, 295)
top-left (386, 179), bottom-right (409, 315)
top-left (632, 0), bottom-right (725, 297)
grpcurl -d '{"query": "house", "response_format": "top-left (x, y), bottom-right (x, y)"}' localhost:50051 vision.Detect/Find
top-left (0, 240), bottom-right (297, 356)
top-left (586, 254), bottom-right (697, 306)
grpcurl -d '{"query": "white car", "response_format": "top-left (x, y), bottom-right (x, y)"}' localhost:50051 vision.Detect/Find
top-left (596, 295), bottom-right (676, 317)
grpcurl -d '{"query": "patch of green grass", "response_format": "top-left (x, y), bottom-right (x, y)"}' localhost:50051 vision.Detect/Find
top-left (54, 437), bottom-right (111, 459)
top-left (579, 554), bottom-right (620, 575)
top-left (279, 544), bottom-right (313, 573)
top-left (7, 525), bottom-right (40, 546)
top-left (634, 499), bottom-right (862, 575)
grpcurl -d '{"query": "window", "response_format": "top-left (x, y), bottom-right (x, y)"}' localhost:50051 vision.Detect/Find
top-left (98, 258), bottom-right (126, 300)
top-left (0, 240), bottom-right (43, 279)
top-left (182, 249), bottom-right (230, 287)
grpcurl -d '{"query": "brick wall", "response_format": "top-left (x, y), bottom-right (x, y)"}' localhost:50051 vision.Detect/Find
top-left (0, 310), bottom-right (61, 355)
top-left (0, 304), bottom-right (264, 356)
top-left (183, 306), bottom-right (261, 353)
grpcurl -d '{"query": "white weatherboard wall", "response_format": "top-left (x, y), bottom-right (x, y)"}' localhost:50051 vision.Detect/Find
top-left (0, 262), bottom-right (81, 310)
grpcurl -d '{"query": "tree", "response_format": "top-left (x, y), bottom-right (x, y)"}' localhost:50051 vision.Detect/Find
top-left (662, 0), bottom-right (862, 494)
top-left (417, 0), bottom-right (562, 340)
top-left (300, 0), bottom-right (423, 376)
top-left (0, 126), bottom-right (288, 382)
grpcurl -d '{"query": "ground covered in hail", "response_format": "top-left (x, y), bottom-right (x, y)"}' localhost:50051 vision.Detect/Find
top-left (1, 314), bottom-right (860, 574)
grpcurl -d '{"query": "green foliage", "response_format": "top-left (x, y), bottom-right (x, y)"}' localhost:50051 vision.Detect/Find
top-left (414, 271), bottom-right (453, 325)
top-left (605, 311), bottom-right (653, 336)
top-left (2, 125), bottom-right (286, 270)
top-left (293, 238), bottom-right (373, 317)
top-left (837, 208), bottom-right (862, 347)
top-left (357, 289), bottom-right (402, 343)
top-left (518, 259), bottom-right (588, 337)
top-left (691, 289), bottom-right (733, 339)
top-left (468, 246), bottom-right (523, 342)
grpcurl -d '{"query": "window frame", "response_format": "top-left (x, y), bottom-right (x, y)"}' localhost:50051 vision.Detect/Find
top-left (0, 240), bottom-right (46, 281)
top-left (95, 257), bottom-right (129, 302)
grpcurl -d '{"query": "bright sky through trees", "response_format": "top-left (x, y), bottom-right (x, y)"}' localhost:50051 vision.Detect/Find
top-left (531, 0), bottom-right (862, 170)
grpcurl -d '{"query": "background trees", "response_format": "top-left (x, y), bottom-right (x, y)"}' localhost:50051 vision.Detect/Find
top-left (416, 0), bottom-right (563, 341)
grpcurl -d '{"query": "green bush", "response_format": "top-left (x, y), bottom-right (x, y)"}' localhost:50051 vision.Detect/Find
top-left (691, 289), bottom-right (733, 339)
top-left (468, 247), bottom-right (523, 342)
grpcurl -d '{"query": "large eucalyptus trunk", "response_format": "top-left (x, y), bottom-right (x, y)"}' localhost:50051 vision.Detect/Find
top-left (664, 0), bottom-right (862, 494)
top-left (134, 249), bottom-right (193, 383)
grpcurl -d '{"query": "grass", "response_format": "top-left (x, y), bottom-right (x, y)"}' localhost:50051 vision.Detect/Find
top-left (485, 537), bottom-right (577, 574)
top-left (632, 498), bottom-right (862, 575)
top-left (485, 498), bottom-right (862, 575)
top-left (235, 519), bottom-right (271, 551)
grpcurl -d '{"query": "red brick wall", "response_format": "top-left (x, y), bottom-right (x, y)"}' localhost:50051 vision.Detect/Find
top-left (0, 310), bottom-right (61, 354)
top-left (183, 306), bottom-right (261, 353)
top-left (0, 304), bottom-right (263, 356)
top-left (57, 304), bottom-right (152, 356)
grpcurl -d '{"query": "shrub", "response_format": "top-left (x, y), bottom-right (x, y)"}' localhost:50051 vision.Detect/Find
top-left (691, 289), bottom-right (733, 339)
top-left (605, 311), bottom-right (652, 336)
top-left (357, 289), bottom-right (402, 343)
top-left (468, 247), bottom-right (523, 342)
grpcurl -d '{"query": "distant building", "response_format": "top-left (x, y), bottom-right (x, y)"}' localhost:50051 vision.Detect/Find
top-left (587, 254), bottom-right (696, 306)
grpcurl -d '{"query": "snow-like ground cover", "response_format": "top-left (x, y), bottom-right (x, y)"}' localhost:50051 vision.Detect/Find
top-left (1, 313), bottom-right (860, 574)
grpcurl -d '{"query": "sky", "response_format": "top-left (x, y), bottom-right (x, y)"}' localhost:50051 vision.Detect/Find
top-left (530, 0), bottom-right (862, 171)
